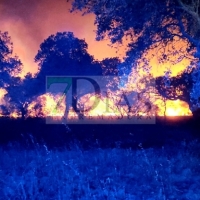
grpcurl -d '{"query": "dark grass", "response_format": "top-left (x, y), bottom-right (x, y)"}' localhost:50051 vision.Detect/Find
top-left (1, 138), bottom-right (200, 199)
top-left (0, 116), bottom-right (199, 150)
top-left (0, 116), bottom-right (200, 199)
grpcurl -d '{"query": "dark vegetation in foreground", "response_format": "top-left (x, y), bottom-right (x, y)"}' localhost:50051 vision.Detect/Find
top-left (0, 116), bottom-right (200, 199)
top-left (0, 116), bottom-right (199, 150)
top-left (1, 140), bottom-right (200, 199)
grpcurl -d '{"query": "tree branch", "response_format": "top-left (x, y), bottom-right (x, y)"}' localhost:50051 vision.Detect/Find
top-left (177, 0), bottom-right (200, 28)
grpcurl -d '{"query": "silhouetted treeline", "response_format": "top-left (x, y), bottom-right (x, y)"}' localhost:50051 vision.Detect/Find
top-left (0, 116), bottom-right (199, 150)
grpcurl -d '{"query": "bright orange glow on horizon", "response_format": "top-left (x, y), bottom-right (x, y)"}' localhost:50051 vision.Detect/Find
top-left (27, 93), bottom-right (66, 117)
top-left (156, 99), bottom-right (192, 116)
top-left (0, 0), bottom-right (126, 76)
top-left (0, 0), bottom-right (196, 117)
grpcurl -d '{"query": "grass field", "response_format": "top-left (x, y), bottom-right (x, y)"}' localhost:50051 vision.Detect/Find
top-left (0, 137), bottom-right (200, 200)
top-left (0, 117), bottom-right (200, 199)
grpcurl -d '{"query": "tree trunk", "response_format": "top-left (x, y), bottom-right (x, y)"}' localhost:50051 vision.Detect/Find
top-left (21, 107), bottom-right (26, 121)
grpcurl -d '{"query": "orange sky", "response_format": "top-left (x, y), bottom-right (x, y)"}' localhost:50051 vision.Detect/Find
top-left (0, 0), bottom-right (195, 116)
top-left (0, 0), bottom-right (193, 77)
top-left (0, 0), bottom-right (125, 76)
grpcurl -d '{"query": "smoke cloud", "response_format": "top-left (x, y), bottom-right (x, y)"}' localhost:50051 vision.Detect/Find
top-left (0, 0), bottom-right (124, 76)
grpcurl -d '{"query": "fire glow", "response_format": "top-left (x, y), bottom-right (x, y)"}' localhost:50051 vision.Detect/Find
top-left (27, 93), bottom-right (66, 118)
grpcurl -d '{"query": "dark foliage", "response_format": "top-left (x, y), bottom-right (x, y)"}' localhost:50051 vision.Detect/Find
top-left (34, 32), bottom-right (103, 95)
top-left (0, 116), bottom-right (199, 150)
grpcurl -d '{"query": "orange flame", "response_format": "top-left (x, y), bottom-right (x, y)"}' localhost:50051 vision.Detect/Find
top-left (155, 99), bottom-right (192, 116)
top-left (28, 93), bottom-right (66, 118)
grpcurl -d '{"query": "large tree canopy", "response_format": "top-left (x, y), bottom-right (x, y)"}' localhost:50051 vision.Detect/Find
top-left (0, 31), bottom-right (25, 118)
top-left (70, 0), bottom-right (200, 111)
top-left (70, 1), bottom-right (198, 55)
top-left (0, 31), bottom-right (22, 87)
top-left (34, 32), bottom-right (103, 95)
top-left (70, 0), bottom-right (200, 54)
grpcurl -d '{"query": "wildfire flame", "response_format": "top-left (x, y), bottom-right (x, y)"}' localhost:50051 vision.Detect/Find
top-left (28, 73), bottom-right (192, 119)
top-left (156, 99), bottom-right (192, 116)
top-left (28, 93), bottom-right (66, 118)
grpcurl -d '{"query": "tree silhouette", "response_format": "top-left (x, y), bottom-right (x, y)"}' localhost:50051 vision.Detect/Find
top-left (34, 32), bottom-right (103, 95)
top-left (0, 31), bottom-right (26, 118)
top-left (155, 69), bottom-right (198, 115)
top-left (4, 73), bottom-right (37, 119)
top-left (0, 31), bottom-right (22, 87)
top-left (70, 1), bottom-right (196, 67)
top-left (101, 57), bottom-right (120, 76)
top-left (70, 0), bottom-right (200, 111)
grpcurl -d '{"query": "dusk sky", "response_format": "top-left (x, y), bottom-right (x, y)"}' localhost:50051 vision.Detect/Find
top-left (0, 0), bottom-right (126, 76)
